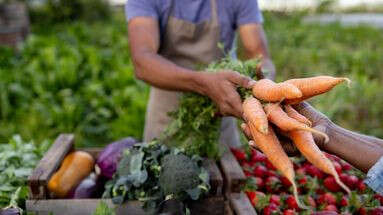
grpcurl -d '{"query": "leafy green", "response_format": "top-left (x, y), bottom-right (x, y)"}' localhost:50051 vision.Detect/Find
top-left (0, 135), bottom-right (50, 209)
top-left (160, 57), bottom-right (260, 158)
top-left (93, 201), bottom-right (116, 215)
top-left (102, 141), bottom-right (209, 213)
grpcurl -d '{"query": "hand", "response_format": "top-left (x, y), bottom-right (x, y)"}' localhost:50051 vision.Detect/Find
top-left (240, 102), bottom-right (332, 155)
top-left (198, 70), bottom-right (255, 118)
top-left (256, 58), bottom-right (276, 80)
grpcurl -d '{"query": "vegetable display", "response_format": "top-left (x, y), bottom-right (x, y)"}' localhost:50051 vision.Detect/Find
top-left (48, 151), bottom-right (95, 198)
top-left (102, 141), bottom-right (209, 213)
top-left (233, 147), bottom-right (383, 214)
top-left (68, 173), bottom-right (104, 199)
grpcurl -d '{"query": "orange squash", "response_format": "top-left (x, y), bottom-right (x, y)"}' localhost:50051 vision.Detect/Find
top-left (48, 151), bottom-right (95, 198)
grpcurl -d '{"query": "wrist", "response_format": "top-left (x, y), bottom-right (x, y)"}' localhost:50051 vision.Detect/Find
top-left (190, 72), bottom-right (209, 96)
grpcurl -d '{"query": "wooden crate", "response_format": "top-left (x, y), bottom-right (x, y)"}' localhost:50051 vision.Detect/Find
top-left (27, 134), bottom-right (225, 215)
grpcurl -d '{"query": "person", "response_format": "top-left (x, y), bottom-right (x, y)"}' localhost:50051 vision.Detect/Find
top-left (125, 0), bottom-right (275, 146)
top-left (241, 102), bottom-right (383, 195)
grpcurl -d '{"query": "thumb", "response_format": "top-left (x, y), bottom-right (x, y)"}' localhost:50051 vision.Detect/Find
top-left (228, 72), bottom-right (256, 89)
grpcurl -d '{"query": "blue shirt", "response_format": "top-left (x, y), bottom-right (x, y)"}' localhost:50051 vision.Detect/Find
top-left (365, 156), bottom-right (383, 195)
top-left (125, 0), bottom-right (263, 52)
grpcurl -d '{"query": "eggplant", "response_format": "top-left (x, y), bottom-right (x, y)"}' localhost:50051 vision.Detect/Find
top-left (0, 207), bottom-right (21, 215)
top-left (96, 137), bottom-right (138, 179)
top-left (68, 173), bottom-right (105, 199)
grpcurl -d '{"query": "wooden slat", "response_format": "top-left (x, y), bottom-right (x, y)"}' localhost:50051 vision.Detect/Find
top-left (219, 144), bottom-right (246, 194)
top-left (26, 197), bottom-right (225, 215)
top-left (28, 134), bottom-right (75, 199)
top-left (202, 159), bottom-right (223, 196)
top-left (229, 193), bottom-right (257, 215)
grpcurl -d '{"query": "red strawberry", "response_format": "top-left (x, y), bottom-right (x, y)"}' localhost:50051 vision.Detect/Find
top-left (323, 176), bottom-right (341, 192)
top-left (254, 165), bottom-right (268, 177)
top-left (266, 170), bottom-right (278, 177)
top-left (357, 180), bottom-right (366, 192)
top-left (270, 194), bottom-right (281, 206)
top-left (252, 150), bottom-right (266, 162)
top-left (346, 175), bottom-right (358, 189)
top-left (332, 161), bottom-right (342, 174)
top-left (324, 205), bottom-right (338, 212)
top-left (317, 193), bottom-right (337, 206)
top-left (374, 194), bottom-right (383, 205)
top-left (265, 160), bottom-right (277, 170)
top-left (281, 176), bottom-right (292, 188)
top-left (298, 176), bottom-right (307, 185)
top-left (265, 176), bottom-right (281, 192)
top-left (306, 165), bottom-right (325, 179)
top-left (254, 177), bottom-right (264, 190)
top-left (286, 195), bottom-right (299, 210)
top-left (244, 170), bottom-right (252, 177)
top-left (370, 207), bottom-right (383, 215)
top-left (312, 212), bottom-right (337, 215)
top-left (296, 167), bottom-right (306, 176)
top-left (283, 209), bottom-right (296, 215)
top-left (339, 196), bottom-right (348, 207)
top-left (316, 188), bottom-right (325, 195)
top-left (305, 196), bottom-right (316, 208)
top-left (231, 148), bottom-right (246, 161)
top-left (263, 203), bottom-right (279, 215)
top-left (357, 207), bottom-right (367, 215)
top-left (342, 162), bottom-right (352, 171)
top-left (246, 191), bottom-right (265, 206)
top-left (340, 173), bottom-right (348, 183)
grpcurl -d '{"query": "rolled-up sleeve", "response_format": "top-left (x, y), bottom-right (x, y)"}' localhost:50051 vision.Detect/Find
top-left (125, 0), bottom-right (158, 22)
top-left (235, 0), bottom-right (263, 26)
top-left (365, 156), bottom-right (383, 195)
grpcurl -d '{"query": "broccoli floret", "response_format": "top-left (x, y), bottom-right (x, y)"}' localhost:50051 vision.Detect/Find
top-left (159, 154), bottom-right (200, 197)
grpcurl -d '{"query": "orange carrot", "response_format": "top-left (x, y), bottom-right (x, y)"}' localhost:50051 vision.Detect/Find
top-left (242, 97), bottom-right (268, 134)
top-left (284, 105), bottom-right (312, 127)
top-left (252, 79), bottom-right (302, 102)
top-left (288, 130), bottom-right (351, 194)
top-left (247, 124), bottom-right (306, 209)
top-left (264, 103), bottom-right (329, 142)
top-left (284, 76), bottom-right (351, 104)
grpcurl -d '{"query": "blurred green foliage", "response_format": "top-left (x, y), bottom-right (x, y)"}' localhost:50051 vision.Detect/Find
top-left (0, 11), bottom-right (382, 147)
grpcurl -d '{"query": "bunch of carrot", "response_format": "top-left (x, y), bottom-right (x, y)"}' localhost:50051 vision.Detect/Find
top-left (242, 76), bottom-right (351, 209)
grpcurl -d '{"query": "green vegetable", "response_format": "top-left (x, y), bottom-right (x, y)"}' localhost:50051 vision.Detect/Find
top-left (160, 57), bottom-right (261, 158)
top-left (93, 201), bottom-right (115, 215)
top-left (102, 141), bottom-right (209, 213)
top-left (0, 135), bottom-right (50, 209)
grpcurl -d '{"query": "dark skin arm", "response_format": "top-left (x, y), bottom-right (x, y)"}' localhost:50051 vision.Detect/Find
top-left (242, 102), bottom-right (383, 173)
top-left (238, 24), bottom-right (276, 80)
top-left (128, 17), bottom-right (255, 118)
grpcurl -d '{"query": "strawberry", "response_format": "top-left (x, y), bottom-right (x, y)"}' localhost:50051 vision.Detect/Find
top-left (254, 177), bottom-right (264, 190)
top-left (270, 194), bottom-right (281, 206)
top-left (339, 196), bottom-right (348, 207)
top-left (286, 195), bottom-right (299, 210)
top-left (342, 162), bottom-right (352, 171)
top-left (317, 193), bottom-right (337, 206)
top-left (312, 212), bottom-right (337, 215)
top-left (231, 148), bottom-right (246, 161)
top-left (370, 207), bottom-right (383, 215)
top-left (346, 175), bottom-right (358, 189)
top-left (305, 196), bottom-right (316, 208)
top-left (296, 167), bottom-right (306, 176)
top-left (251, 150), bottom-right (266, 163)
top-left (306, 165), bottom-right (325, 179)
top-left (263, 203), bottom-right (279, 215)
top-left (281, 176), bottom-right (292, 188)
top-left (265, 176), bottom-right (281, 192)
top-left (244, 170), bottom-right (252, 177)
top-left (253, 165), bottom-right (268, 178)
top-left (298, 176), bottom-right (307, 185)
top-left (357, 207), bottom-right (367, 215)
top-left (316, 188), bottom-right (325, 195)
top-left (265, 160), bottom-right (277, 171)
top-left (266, 170), bottom-right (278, 177)
top-left (374, 194), bottom-right (383, 205)
top-left (324, 204), bottom-right (338, 212)
top-left (332, 161), bottom-right (342, 174)
top-left (357, 180), bottom-right (366, 192)
top-left (246, 191), bottom-right (265, 206)
top-left (323, 176), bottom-right (341, 192)
top-left (283, 209), bottom-right (296, 215)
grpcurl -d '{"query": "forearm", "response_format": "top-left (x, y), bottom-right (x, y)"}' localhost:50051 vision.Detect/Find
top-left (132, 51), bottom-right (204, 94)
top-left (324, 122), bottom-right (383, 173)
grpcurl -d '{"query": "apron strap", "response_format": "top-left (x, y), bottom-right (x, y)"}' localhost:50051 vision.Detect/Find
top-left (210, 0), bottom-right (219, 24)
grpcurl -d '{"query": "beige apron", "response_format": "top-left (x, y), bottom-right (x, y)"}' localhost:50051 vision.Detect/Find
top-left (143, 0), bottom-right (240, 147)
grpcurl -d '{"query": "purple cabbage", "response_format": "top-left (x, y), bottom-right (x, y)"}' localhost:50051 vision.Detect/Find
top-left (96, 137), bottom-right (138, 179)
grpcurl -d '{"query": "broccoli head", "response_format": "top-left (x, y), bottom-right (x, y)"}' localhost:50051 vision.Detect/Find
top-left (159, 154), bottom-right (200, 197)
